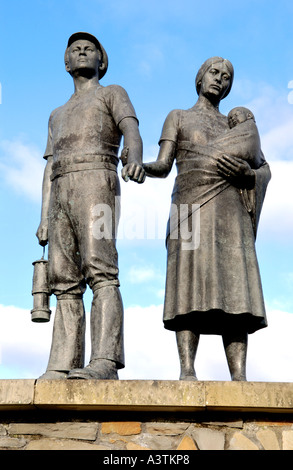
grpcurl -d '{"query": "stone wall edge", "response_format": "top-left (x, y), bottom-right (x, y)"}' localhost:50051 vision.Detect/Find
top-left (0, 379), bottom-right (293, 414)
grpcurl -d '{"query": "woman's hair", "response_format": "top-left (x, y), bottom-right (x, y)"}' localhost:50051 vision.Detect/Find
top-left (195, 57), bottom-right (234, 99)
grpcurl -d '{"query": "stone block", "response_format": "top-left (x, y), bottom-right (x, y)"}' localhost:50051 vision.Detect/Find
top-left (0, 380), bottom-right (35, 410)
top-left (256, 429), bottom-right (280, 450)
top-left (0, 425), bottom-right (7, 436)
top-left (228, 432), bottom-right (259, 450)
top-left (130, 434), bottom-right (178, 450)
top-left (8, 422), bottom-right (98, 440)
top-left (34, 380), bottom-right (205, 411)
top-left (0, 437), bottom-right (27, 449)
top-left (205, 381), bottom-right (293, 412)
top-left (126, 442), bottom-right (151, 450)
top-left (25, 438), bottom-right (111, 450)
top-left (145, 422), bottom-right (190, 435)
top-left (0, 379), bottom-right (292, 415)
top-left (192, 428), bottom-right (225, 450)
top-left (101, 422), bottom-right (141, 436)
top-left (177, 435), bottom-right (198, 450)
top-left (282, 430), bottom-right (293, 450)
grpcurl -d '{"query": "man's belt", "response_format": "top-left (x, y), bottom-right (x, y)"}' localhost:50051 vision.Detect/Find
top-left (50, 155), bottom-right (119, 181)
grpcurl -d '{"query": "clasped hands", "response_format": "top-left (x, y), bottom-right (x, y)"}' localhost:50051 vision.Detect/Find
top-left (122, 162), bottom-right (146, 184)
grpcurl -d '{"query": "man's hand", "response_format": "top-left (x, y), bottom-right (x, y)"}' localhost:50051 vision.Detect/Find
top-left (122, 162), bottom-right (146, 184)
top-left (217, 154), bottom-right (255, 189)
top-left (36, 220), bottom-right (49, 247)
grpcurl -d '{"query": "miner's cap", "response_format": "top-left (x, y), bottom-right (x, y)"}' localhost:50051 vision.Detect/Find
top-left (65, 32), bottom-right (108, 79)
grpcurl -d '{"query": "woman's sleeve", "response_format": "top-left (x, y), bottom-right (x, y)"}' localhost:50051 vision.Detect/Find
top-left (248, 161), bottom-right (271, 237)
top-left (158, 109), bottom-right (180, 145)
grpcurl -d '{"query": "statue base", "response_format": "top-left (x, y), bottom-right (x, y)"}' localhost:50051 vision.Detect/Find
top-left (0, 379), bottom-right (293, 450)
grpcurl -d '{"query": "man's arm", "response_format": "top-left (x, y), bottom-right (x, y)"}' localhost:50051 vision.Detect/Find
top-left (36, 156), bottom-right (53, 246)
top-left (119, 117), bottom-right (145, 184)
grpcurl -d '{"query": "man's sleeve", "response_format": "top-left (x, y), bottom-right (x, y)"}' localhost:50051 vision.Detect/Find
top-left (108, 85), bottom-right (138, 126)
top-left (43, 114), bottom-right (54, 160)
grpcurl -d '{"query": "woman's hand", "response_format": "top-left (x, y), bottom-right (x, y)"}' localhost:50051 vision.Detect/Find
top-left (217, 154), bottom-right (255, 189)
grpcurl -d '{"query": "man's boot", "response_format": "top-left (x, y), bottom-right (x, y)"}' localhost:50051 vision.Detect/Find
top-left (39, 295), bottom-right (85, 379)
top-left (68, 285), bottom-right (124, 379)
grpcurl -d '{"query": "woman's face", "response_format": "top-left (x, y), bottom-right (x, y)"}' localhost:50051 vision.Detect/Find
top-left (199, 62), bottom-right (232, 103)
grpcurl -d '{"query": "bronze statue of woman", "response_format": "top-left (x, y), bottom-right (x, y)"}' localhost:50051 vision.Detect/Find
top-left (144, 57), bottom-right (270, 381)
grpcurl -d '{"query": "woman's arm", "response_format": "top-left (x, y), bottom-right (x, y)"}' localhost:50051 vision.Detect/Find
top-left (143, 140), bottom-right (176, 178)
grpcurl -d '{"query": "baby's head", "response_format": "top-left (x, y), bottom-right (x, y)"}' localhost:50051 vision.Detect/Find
top-left (228, 107), bottom-right (255, 129)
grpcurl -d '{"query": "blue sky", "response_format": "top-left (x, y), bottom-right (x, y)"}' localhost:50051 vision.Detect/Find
top-left (1, 0), bottom-right (293, 381)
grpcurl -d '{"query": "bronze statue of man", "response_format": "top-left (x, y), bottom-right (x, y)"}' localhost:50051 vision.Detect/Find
top-left (144, 57), bottom-right (270, 381)
top-left (36, 32), bottom-right (145, 380)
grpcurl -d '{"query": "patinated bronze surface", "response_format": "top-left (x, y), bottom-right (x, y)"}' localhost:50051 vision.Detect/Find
top-left (36, 32), bottom-right (145, 380)
top-left (144, 57), bottom-right (270, 381)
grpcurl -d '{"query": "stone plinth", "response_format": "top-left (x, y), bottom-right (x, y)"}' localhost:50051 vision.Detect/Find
top-left (1, 379), bottom-right (293, 450)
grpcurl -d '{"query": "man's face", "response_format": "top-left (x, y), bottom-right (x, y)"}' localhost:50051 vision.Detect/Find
top-left (66, 39), bottom-right (100, 75)
top-left (200, 63), bottom-right (231, 102)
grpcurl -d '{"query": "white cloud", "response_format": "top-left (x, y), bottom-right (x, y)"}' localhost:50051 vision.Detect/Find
top-left (262, 119), bottom-right (293, 161)
top-left (128, 266), bottom-right (158, 283)
top-left (232, 80), bottom-right (293, 134)
top-left (257, 160), bottom-right (293, 240)
top-left (120, 305), bottom-right (293, 382)
top-left (0, 304), bottom-right (54, 379)
top-left (118, 169), bottom-right (176, 243)
top-left (1, 304), bottom-right (293, 383)
top-left (232, 79), bottom-right (293, 162)
top-left (250, 87), bottom-right (293, 240)
top-left (0, 139), bottom-right (44, 202)
top-left (248, 309), bottom-right (293, 382)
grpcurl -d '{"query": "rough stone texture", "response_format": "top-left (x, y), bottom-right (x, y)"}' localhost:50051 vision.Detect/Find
top-left (26, 438), bottom-right (111, 451)
top-left (145, 422), bottom-right (189, 435)
top-left (0, 437), bottom-right (27, 449)
top-left (192, 428), bottom-right (225, 450)
top-left (203, 420), bottom-right (243, 428)
top-left (228, 432), bottom-right (259, 450)
top-left (0, 380), bottom-right (35, 410)
top-left (126, 442), bottom-right (151, 451)
top-left (282, 431), bottom-right (293, 450)
top-left (129, 433), bottom-right (180, 450)
top-left (1, 418), bottom-right (293, 450)
top-left (34, 379), bottom-right (206, 411)
top-left (177, 435), bottom-right (198, 450)
top-left (0, 379), bottom-right (293, 450)
top-left (205, 381), bottom-right (293, 412)
top-left (101, 422), bottom-right (141, 436)
top-left (256, 429), bottom-right (280, 450)
top-left (32, 379), bottom-right (293, 413)
top-left (0, 425), bottom-right (7, 436)
top-left (8, 422), bottom-right (98, 440)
